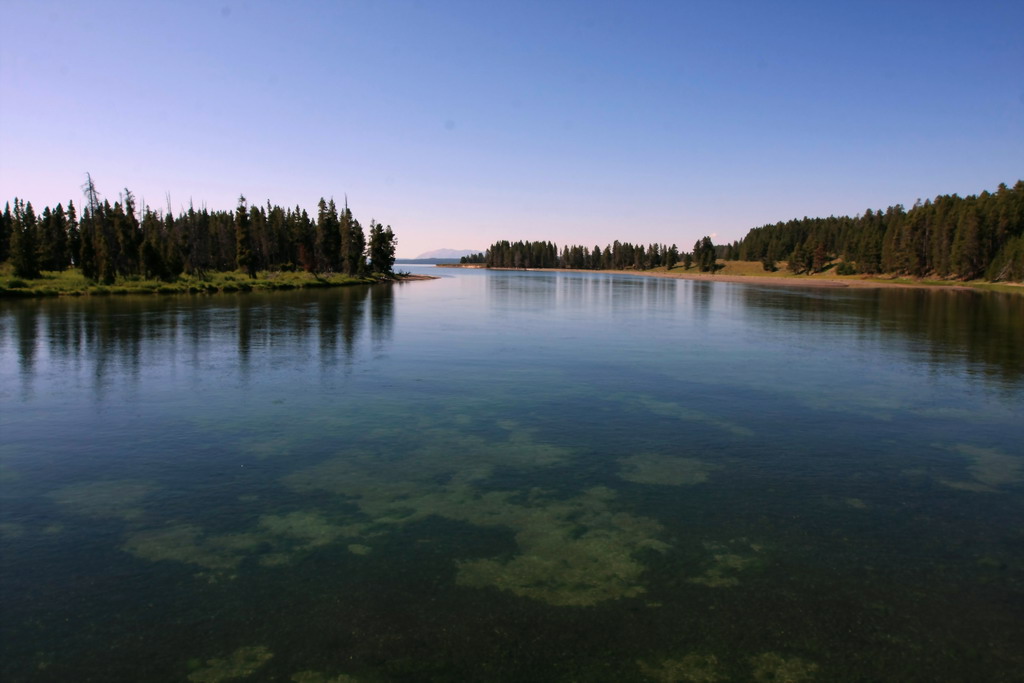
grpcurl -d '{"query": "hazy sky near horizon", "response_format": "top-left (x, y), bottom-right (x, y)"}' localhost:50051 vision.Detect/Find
top-left (2, 1), bottom-right (1021, 258)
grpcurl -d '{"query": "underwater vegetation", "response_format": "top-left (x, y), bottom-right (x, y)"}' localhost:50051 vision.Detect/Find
top-left (4, 256), bottom-right (1024, 682)
top-left (636, 651), bottom-right (818, 682)
top-left (89, 420), bottom-right (771, 605)
top-left (638, 653), bottom-right (723, 682)
top-left (625, 395), bottom-right (754, 438)
top-left (258, 510), bottom-right (368, 549)
top-left (936, 443), bottom-right (1022, 492)
top-left (749, 652), bottom-right (819, 682)
top-left (289, 672), bottom-right (361, 683)
top-left (453, 486), bottom-right (670, 605)
top-left (287, 458), bottom-right (672, 606)
top-left (687, 540), bottom-right (764, 588)
top-left (121, 509), bottom-right (376, 578)
top-left (48, 479), bottom-right (155, 521)
top-left (187, 646), bottom-right (273, 682)
top-left (618, 453), bottom-right (718, 486)
top-left (123, 524), bottom-right (264, 574)
top-left (276, 426), bottom-right (713, 605)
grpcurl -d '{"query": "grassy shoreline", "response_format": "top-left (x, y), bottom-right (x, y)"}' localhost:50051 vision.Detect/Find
top-left (439, 262), bottom-right (1024, 294)
top-left (0, 267), bottom-right (434, 299)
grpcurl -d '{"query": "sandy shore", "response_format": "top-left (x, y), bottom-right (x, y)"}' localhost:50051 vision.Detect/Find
top-left (437, 264), bottom-right (1021, 292)
top-left (583, 269), bottom-right (974, 290)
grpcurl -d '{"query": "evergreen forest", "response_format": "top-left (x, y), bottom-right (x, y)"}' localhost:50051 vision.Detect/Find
top-left (466, 181), bottom-right (1024, 282)
top-left (1, 177), bottom-right (398, 284)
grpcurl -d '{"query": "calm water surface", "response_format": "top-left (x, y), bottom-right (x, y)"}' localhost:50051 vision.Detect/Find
top-left (1, 268), bottom-right (1023, 682)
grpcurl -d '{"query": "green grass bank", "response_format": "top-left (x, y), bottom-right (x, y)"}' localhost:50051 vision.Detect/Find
top-left (0, 266), bottom-right (420, 298)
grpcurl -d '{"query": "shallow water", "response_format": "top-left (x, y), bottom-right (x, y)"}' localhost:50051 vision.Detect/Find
top-left (1, 268), bottom-right (1023, 682)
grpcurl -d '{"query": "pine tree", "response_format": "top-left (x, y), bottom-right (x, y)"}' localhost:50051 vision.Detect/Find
top-left (337, 199), bottom-right (351, 274)
top-left (34, 203), bottom-right (68, 271)
top-left (51, 204), bottom-right (69, 270)
top-left (788, 244), bottom-right (809, 274)
top-left (696, 236), bottom-right (716, 272)
top-left (139, 208), bottom-right (166, 279)
top-left (341, 201), bottom-right (365, 275)
top-left (37, 206), bottom-right (55, 270)
top-left (66, 200), bottom-right (79, 267)
top-left (314, 198), bottom-right (340, 274)
top-left (235, 195), bottom-right (256, 278)
top-left (117, 189), bottom-right (141, 276)
top-left (665, 244), bottom-right (679, 270)
top-left (952, 202), bottom-right (984, 280)
top-left (79, 208), bottom-right (98, 281)
top-left (249, 205), bottom-right (268, 273)
top-left (166, 210), bottom-right (185, 277)
top-left (0, 202), bottom-right (12, 264)
top-left (267, 203), bottom-right (288, 269)
top-left (95, 201), bottom-right (117, 284)
top-left (366, 220), bottom-right (397, 275)
top-left (811, 242), bottom-right (828, 273)
top-left (11, 199), bottom-right (40, 278)
top-left (292, 207), bottom-right (314, 272)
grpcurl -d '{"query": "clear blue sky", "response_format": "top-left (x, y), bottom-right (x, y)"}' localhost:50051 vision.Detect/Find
top-left (2, 0), bottom-right (1021, 258)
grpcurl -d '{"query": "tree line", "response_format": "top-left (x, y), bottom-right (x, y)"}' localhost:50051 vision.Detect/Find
top-left (463, 235), bottom-right (726, 274)
top-left (467, 240), bottom-right (689, 271)
top-left (463, 181), bottom-right (1023, 282)
top-left (734, 181), bottom-right (1024, 280)
top-left (1, 177), bottom-right (397, 282)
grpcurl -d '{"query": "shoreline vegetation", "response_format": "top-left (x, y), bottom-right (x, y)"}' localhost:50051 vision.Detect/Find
top-left (440, 262), bottom-right (1023, 294)
top-left (0, 266), bottom-right (436, 298)
top-left (459, 180), bottom-right (1024, 289)
top-left (1, 178), bottom-right (420, 298)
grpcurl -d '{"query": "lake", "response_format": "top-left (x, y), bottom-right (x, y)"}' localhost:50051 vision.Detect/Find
top-left (1, 268), bottom-right (1023, 682)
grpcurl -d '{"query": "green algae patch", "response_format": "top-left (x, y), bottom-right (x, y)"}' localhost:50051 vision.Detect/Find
top-left (123, 524), bottom-right (262, 572)
top-left (688, 540), bottom-right (765, 588)
top-left (452, 487), bottom-right (670, 606)
top-left (397, 427), bottom-right (573, 485)
top-left (48, 479), bottom-right (155, 520)
top-left (631, 396), bottom-right (754, 438)
top-left (365, 484), bottom-right (671, 606)
top-left (285, 427), bottom-right (572, 494)
top-left (257, 553), bottom-right (292, 567)
top-left (187, 645), bottom-right (273, 682)
top-left (123, 509), bottom-right (371, 574)
top-left (638, 653), bottom-right (722, 682)
top-left (258, 510), bottom-right (364, 548)
top-left (291, 671), bottom-right (360, 683)
top-left (347, 543), bottom-right (372, 555)
top-left (279, 427), bottom-right (671, 606)
top-left (286, 445), bottom-right (671, 606)
top-left (749, 652), bottom-right (819, 682)
top-left (618, 453), bottom-right (717, 486)
top-left (937, 444), bottom-right (1023, 492)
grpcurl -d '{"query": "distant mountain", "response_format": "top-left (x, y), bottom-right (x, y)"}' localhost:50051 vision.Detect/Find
top-left (414, 248), bottom-right (481, 259)
top-left (394, 258), bottom-right (461, 265)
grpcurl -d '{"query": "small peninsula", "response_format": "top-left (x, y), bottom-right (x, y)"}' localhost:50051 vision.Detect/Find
top-left (0, 179), bottom-right (420, 298)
